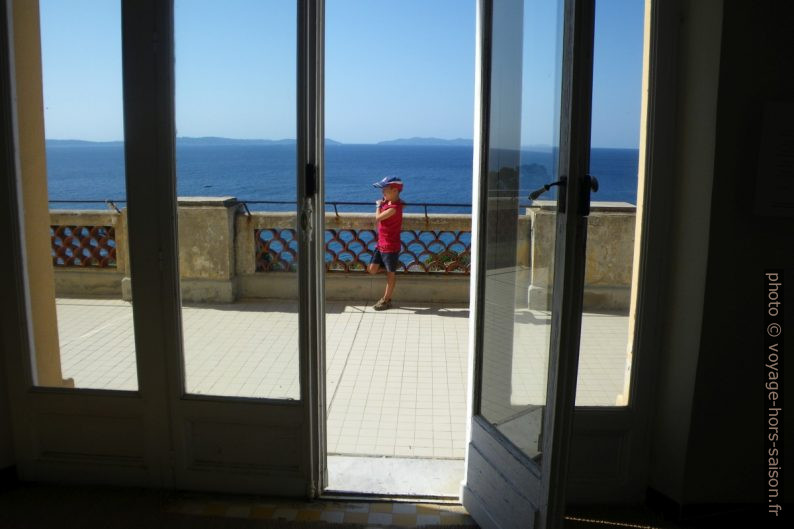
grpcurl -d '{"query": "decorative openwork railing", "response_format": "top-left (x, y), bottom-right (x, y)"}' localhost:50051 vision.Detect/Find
top-left (255, 228), bottom-right (472, 274)
top-left (255, 228), bottom-right (298, 272)
top-left (51, 225), bottom-right (117, 268)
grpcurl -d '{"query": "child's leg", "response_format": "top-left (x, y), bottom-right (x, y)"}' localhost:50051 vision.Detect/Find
top-left (383, 272), bottom-right (396, 301)
top-left (367, 263), bottom-right (381, 275)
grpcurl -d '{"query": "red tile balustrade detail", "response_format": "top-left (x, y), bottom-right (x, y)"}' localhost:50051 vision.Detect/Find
top-left (255, 228), bottom-right (471, 274)
top-left (50, 225), bottom-right (117, 268)
top-left (255, 228), bottom-right (299, 272)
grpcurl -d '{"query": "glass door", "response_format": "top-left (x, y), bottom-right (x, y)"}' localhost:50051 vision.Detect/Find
top-left (462, 0), bottom-right (594, 527)
top-left (2, 0), bottom-right (326, 495)
top-left (117, 0), bottom-right (326, 495)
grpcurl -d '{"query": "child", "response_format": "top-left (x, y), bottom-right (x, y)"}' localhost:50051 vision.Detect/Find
top-left (367, 176), bottom-right (404, 310)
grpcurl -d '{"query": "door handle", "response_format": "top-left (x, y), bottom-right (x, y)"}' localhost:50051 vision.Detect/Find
top-left (301, 163), bottom-right (316, 241)
top-left (528, 176), bottom-right (567, 201)
top-left (579, 174), bottom-right (599, 216)
top-left (587, 174), bottom-right (599, 193)
top-left (528, 174), bottom-right (598, 215)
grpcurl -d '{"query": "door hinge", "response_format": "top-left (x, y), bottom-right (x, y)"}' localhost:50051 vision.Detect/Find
top-left (300, 197), bottom-right (314, 243)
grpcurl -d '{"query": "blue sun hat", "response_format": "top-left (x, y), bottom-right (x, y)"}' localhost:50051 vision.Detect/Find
top-left (372, 175), bottom-right (404, 191)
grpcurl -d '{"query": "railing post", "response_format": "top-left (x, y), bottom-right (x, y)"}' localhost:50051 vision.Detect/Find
top-left (175, 196), bottom-right (242, 303)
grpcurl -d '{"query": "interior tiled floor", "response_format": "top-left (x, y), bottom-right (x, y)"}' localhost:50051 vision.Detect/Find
top-left (54, 298), bottom-right (630, 460)
top-left (0, 482), bottom-right (476, 528)
top-left (168, 495), bottom-right (473, 526)
top-left (0, 481), bottom-right (708, 528)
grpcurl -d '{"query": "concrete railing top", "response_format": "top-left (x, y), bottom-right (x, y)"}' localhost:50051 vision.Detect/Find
top-left (177, 196), bottom-right (239, 207)
top-left (528, 199), bottom-right (637, 213)
top-left (239, 211), bottom-right (480, 231)
top-left (50, 209), bottom-right (120, 224)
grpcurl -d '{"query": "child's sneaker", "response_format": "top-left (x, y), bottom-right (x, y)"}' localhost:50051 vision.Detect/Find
top-left (373, 298), bottom-right (392, 311)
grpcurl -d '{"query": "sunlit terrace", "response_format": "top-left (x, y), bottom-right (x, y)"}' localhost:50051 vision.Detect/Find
top-left (50, 198), bottom-right (634, 460)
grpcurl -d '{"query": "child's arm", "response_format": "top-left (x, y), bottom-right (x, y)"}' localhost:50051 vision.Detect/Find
top-left (375, 206), bottom-right (398, 222)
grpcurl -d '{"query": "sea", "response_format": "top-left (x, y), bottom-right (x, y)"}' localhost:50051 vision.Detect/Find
top-left (45, 143), bottom-right (638, 214)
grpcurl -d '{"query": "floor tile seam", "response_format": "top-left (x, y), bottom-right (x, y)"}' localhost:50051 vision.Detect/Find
top-left (327, 303), bottom-right (370, 415)
top-left (360, 319), bottom-right (390, 406)
top-left (57, 313), bottom-right (132, 349)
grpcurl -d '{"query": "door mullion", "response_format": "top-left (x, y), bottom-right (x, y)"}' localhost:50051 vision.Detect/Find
top-left (120, 0), bottom-right (180, 486)
top-left (297, 0), bottom-right (326, 498)
top-left (540, 0), bottom-right (595, 526)
top-left (470, 0), bottom-right (493, 420)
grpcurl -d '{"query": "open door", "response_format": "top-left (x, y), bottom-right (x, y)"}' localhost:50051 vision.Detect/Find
top-left (462, 0), bottom-right (594, 527)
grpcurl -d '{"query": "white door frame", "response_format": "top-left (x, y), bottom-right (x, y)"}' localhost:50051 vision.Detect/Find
top-left (0, 0), bottom-right (328, 496)
top-left (141, 0), bottom-right (326, 495)
top-left (462, 0), bottom-right (595, 527)
top-left (463, 0), bottom-right (681, 509)
top-left (0, 0), bottom-right (173, 487)
top-left (298, 0), bottom-right (327, 497)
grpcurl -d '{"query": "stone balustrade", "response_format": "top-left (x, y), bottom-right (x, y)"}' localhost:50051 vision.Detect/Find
top-left (526, 200), bottom-right (636, 311)
top-left (232, 204), bottom-right (482, 303)
top-left (50, 197), bottom-right (635, 309)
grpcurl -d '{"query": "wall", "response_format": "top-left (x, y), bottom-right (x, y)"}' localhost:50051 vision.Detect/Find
top-left (0, 0), bottom-right (16, 470)
top-left (12, 0), bottom-right (67, 387)
top-left (646, 0), bottom-right (723, 505)
top-left (650, 0), bottom-right (794, 510)
top-left (0, 329), bottom-right (13, 470)
top-left (682, 0), bottom-right (794, 504)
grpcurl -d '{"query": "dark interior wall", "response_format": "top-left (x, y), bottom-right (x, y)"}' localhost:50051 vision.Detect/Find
top-left (0, 0), bottom-right (15, 473)
top-left (683, 1), bottom-right (794, 504)
top-left (646, 0), bottom-right (724, 504)
top-left (0, 330), bottom-right (14, 470)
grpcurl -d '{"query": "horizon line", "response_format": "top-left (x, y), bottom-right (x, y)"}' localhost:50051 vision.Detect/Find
top-left (45, 136), bottom-right (640, 150)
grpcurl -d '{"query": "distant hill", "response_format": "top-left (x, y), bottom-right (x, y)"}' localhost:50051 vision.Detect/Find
top-left (46, 139), bottom-right (123, 147)
top-left (46, 137), bottom-right (343, 146)
top-left (377, 137), bottom-right (473, 146)
top-left (177, 136), bottom-right (295, 146)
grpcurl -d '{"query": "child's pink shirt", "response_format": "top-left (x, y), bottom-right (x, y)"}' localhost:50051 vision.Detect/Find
top-left (377, 201), bottom-right (404, 253)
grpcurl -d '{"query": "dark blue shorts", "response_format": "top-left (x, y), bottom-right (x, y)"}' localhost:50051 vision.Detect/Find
top-left (371, 249), bottom-right (400, 272)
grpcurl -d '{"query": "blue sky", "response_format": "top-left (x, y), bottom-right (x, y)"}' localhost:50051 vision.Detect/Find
top-left (40, 0), bottom-right (643, 148)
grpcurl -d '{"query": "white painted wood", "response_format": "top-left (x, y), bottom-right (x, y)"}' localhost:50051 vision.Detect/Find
top-left (463, 450), bottom-right (536, 529)
top-left (157, 0), bottom-right (321, 495)
top-left (298, 0), bottom-right (327, 497)
top-left (1, 0), bottom-right (324, 496)
top-left (0, 0), bottom-right (171, 488)
top-left (461, 0), bottom-right (487, 499)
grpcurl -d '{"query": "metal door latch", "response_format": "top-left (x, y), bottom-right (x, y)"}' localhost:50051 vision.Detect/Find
top-left (528, 176), bottom-right (567, 201)
top-left (300, 197), bottom-right (314, 242)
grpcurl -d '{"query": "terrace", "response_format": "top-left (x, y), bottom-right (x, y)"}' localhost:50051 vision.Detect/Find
top-left (49, 197), bottom-right (635, 462)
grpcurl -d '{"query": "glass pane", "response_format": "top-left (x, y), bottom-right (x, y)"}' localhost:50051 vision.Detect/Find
top-left (38, 0), bottom-right (138, 390)
top-left (174, 0), bottom-right (298, 399)
top-left (575, 0), bottom-right (644, 406)
top-left (479, 0), bottom-right (563, 462)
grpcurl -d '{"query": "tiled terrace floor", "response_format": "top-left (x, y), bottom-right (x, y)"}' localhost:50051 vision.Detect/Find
top-left (55, 298), bottom-right (629, 460)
